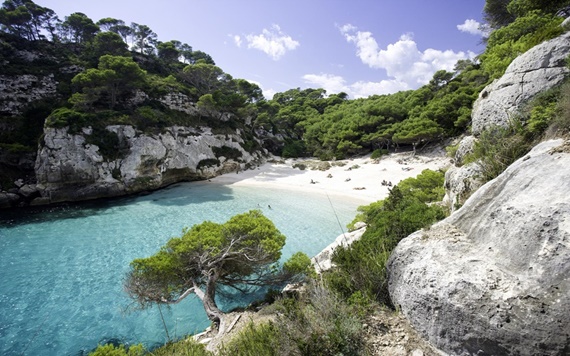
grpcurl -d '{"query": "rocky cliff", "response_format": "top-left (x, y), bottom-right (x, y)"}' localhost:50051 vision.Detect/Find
top-left (16, 124), bottom-right (266, 206)
top-left (472, 31), bottom-right (570, 135)
top-left (387, 23), bottom-right (570, 355)
top-left (388, 139), bottom-right (570, 355)
top-left (444, 29), bottom-right (570, 211)
top-left (0, 73), bottom-right (58, 115)
top-left (0, 36), bottom-right (272, 208)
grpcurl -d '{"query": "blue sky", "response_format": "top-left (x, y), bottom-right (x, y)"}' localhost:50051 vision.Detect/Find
top-left (37, 0), bottom-right (487, 99)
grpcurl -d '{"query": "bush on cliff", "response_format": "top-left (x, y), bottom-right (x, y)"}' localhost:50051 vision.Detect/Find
top-left (326, 169), bottom-right (447, 305)
top-left (218, 282), bottom-right (367, 356)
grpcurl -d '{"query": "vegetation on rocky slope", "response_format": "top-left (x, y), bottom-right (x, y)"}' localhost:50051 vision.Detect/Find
top-left (2, 0), bottom-right (570, 354)
top-left (1, 0), bottom-right (568, 185)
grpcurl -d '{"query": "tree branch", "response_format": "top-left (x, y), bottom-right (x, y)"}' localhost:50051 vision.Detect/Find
top-left (160, 285), bottom-right (197, 305)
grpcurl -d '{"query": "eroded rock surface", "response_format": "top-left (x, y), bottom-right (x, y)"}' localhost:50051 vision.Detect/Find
top-left (0, 74), bottom-right (58, 115)
top-left (33, 125), bottom-right (266, 204)
top-left (471, 31), bottom-right (570, 135)
top-left (388, 139), bottom-right (570, 356)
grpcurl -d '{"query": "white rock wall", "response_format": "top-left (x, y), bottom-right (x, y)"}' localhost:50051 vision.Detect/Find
top-left (34, 125), bottom-right (266, 204)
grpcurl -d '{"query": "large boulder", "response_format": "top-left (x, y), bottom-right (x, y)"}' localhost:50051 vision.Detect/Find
top-left (471, 31), bottom-right (570, 135)
top-left (388, 139), bottom-right (570, 355)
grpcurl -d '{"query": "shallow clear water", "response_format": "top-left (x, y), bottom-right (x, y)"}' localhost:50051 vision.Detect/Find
top-left (0, 181), bottom-right (362, 355)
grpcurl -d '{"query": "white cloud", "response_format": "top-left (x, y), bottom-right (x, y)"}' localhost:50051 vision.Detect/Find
top-left (262, 88), bottom-right (277, 100)
top-left (457, 19), bottom-right (484, 36)
top-left (233, 35), bottom-right (242, 47)
top-left (302, 73), bottom-right (409, 99)
top-left (339, 24), bottom-right (475, 90)
top-left (350, 79), bottom-right (409, 98)
top-left (302, 74), bottom-right (347, 94)
top-left (244, 24), bottom-right (300, 60)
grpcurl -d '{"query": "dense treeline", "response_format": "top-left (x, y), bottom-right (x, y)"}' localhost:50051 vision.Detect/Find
top-left (261, 63), bottom-right (490, 160)
top-left (1, 0), bottom-right (568, 161)
top-left (0, 0), bottom-right (263, 164)
top-left (254, 0), bottom-right (569, 159)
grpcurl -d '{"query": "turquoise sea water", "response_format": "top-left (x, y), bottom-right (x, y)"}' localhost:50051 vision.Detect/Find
top-left (0, 181), bottom-right (362, 355)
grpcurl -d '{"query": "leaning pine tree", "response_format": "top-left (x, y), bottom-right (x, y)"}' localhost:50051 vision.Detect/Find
top-left (124, 210), bottom-right (309, 337)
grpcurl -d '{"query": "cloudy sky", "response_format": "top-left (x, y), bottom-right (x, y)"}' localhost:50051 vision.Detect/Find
top-left (38, 0), bottom-right (487, 99)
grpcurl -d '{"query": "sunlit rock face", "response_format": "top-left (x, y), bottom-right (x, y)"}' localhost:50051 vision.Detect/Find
top-left (471, 31), bottom-right (570, 135)
top-left (388, 139), bottom-right (570, 356)
top-left (33, 125), bottom-right (266, 204)
top-left (444, 29), bottom-right (570, 213)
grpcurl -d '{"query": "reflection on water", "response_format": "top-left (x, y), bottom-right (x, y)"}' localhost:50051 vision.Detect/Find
top-left (0, 181), bottom-right (361, 355)
top-left (0, 182), bottom-right (234, 228)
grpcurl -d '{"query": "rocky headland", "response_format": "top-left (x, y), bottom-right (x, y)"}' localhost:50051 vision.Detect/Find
top-left (386, 27), bottom-right (570, 355)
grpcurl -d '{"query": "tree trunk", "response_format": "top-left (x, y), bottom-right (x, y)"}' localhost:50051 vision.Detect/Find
top-left (193, 276), bottom-right (228, 352)
top-left (194, 276), bottom-right (227, 335)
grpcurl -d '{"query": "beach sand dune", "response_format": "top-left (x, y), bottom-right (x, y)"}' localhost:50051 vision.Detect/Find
top-left (212, 149), bottom-right (451, 205)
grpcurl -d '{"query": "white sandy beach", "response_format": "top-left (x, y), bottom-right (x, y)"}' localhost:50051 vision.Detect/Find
top-left (212, 148), bottom-right (452, 205)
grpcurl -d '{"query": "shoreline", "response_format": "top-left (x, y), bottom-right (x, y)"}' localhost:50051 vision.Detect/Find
top-left (211, 149), bottom-right (452, 205)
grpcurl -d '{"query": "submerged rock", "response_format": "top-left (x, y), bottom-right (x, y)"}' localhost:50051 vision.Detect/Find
top-left (388, 139), bottom-right (570, 355)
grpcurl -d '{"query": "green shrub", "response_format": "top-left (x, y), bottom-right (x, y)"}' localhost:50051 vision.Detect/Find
top-left (219, 282), bottom-right (367, 356)
top-left (397, 169), bottom-right (446, 203)
top-left (370, 148), bottom-right (389, 159)
top-left (445, 142), bottom-right (459, 159)
top-left (551, 81), bottom-right (570, 135)
top-left (0, 143), bottom-right (34, 153)
top-left (241, 138), bottom-right (261, 154)
top-left (133, 106), bottom-right (171, 131)
top-left (281, 140), bottom-right (306, 158)
top-left (85, 127), bottom-right (128, 161)
top-left (527, 101), bottom-right (558, 137)
top-left (283, 251), bottom-right (315, 280)
top-left (218, 322), bottom-right (280, 356)
top-left (45, 107), bottom-right (92, 130)
top-left (275, 282), bottom-right (367, 356)
top-left (465, 122), bottom-right (532, 182)
top-left (151, 338), bottom-right (210, 356)
top-left (347, 290), bottom-right (375, 318)
top-left (514, 86), bottom-right (562, 139)
top-left (88, 343), bottom-right (145, 356)
top-left (327, 170), bottom-right (447, 304)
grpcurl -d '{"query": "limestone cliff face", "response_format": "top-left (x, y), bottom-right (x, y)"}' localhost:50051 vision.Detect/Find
top-left (471, 31), bottom-right (570, 135)
top-left (445, 28), bottom-right (570, 211)
top-left (0, 74), bottom-right (58, 115)
top-left (388, 139), bottom-right (570, 356)
top-left (32, 124), bottom-right (266, 205)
